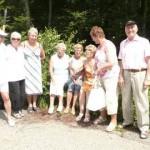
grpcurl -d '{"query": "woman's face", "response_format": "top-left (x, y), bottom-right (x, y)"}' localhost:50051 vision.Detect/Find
top-left (11, 35), bottom-right (21, 48)
top-left (57, 47), bottom-right (65, 58)
top-left (74, 48), bottom-right (82, 58)
top-left (91, 35), bottom-right (100, 44)
top-left (28, 32), bottom-right (38, 43)
top-left (85, 50), bottom-right (94, 59)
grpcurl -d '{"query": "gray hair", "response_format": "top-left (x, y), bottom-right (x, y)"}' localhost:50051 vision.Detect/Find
top-left (10, 31), bottom-right (21, 39)
top-left (28, 27), bottom-right (38, 36)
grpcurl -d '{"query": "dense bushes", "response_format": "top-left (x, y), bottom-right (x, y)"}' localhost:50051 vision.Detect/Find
top-left (37, 28), bottom-right (85, 108)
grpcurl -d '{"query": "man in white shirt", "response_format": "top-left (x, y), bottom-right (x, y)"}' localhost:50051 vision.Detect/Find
top-left (118, 21), bottom-right (150, 139)
top-left (0, 29), bottom-right (15, 127)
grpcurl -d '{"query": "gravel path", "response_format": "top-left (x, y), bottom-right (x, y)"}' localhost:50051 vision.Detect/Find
top-left (0, 109), bottom-right (150, 150)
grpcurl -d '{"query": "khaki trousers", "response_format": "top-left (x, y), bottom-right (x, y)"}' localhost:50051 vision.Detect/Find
top-left (122, 70), bottom-right (149, 131)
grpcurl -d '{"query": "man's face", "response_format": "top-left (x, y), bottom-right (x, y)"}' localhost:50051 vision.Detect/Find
top-left (125, 24), bottom-right (138, 40)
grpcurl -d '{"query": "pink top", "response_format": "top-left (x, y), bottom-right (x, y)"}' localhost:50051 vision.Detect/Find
top-left (118, 35), bottom-right (150, 69)
top-left (95, 39), bottom-right (119, 78)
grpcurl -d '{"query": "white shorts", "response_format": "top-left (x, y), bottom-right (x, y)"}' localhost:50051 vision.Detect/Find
top-left (0, 82), bottom-right (9, 93)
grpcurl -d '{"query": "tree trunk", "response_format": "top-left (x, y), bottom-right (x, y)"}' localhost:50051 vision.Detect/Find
top-left (48, 0), bottom-right (52, 27)
top-left (24, 0), bottom-right (30, 26)
top-left (141, 0), bottom-right (148, 36)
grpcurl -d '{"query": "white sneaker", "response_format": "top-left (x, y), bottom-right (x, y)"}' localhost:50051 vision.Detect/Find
top-left (57, 105), bottom-right (63, 112)
top-left (8, 119), bottom-right (15, 127)
top-left (48, 106), bottom-right (54, 114)
top-left (105, 122), bottom-right (116, 132)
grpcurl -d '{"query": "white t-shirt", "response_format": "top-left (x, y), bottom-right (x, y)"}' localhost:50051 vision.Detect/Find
top-left (0, 43), bottom-right (8, 84)
top-left (6, 44), bottom-right (25, 82)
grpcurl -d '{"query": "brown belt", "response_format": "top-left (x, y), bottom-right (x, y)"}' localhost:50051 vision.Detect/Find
top-left (125, 69), bottom-right (147, 73)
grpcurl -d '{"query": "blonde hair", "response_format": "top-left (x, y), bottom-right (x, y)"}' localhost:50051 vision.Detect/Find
top-left (56, 43), bottom-right (66, 50)
top-left (85, 44), bottom-right (97, 53)
top-left (28, 27), bottom-right (38, 36)
top-left (90, 26), bottom-right (105, 38)
top-left (73, 44), bottom-right (83, 51)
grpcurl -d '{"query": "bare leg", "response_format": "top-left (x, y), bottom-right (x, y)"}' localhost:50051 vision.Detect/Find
top-left (32, 95), bottom-right (37, 108)
top-left (71, 92), bottom-right (78, 114)
top-left (100, 109), bottom-right (107, 119)
top-left (1, 92), bottom-right (11, 120)
top-left (27, 95), bottom-right (33, 108)
top-left (64, 91), bottom-right (73, 112)
top-left (76, 89), bottom-right (85, 121)
top-left (50, 95), bottom-right (55, 108)
top-left (48, 95), bottom-right (55, 114)
top-left (84, 91), bottom-right (90, 122)
top-left (111, 114), bottom-right (117, 124)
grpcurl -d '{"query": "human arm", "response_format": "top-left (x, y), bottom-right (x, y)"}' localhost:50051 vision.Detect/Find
top-left (144, 56), bottom-right (150, 88)
top-left (49, 56), bottom-right (56, 84)
top-left (118, 61), bottom-right (125, 88)
top-left (40, 46), bottom-right (45, 60)
top-left (95, 45), bottom-right (114, 75)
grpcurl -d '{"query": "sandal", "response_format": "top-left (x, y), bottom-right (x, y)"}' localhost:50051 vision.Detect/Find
top-left (83, 114), bottom-right (90, 123)
top-left (64, 107), bottom-right (70, 114)
top-left (71, 107), bottom-right (75, 115)
top-left (93, 116), bottom-right (107, 125)
top-left (13, 113), bottom-right (21, 119)
top-left (76, 113), bottom-right (84, 122)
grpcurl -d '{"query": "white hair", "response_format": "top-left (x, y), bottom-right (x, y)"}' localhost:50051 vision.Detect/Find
top-left (28, 27), bottom-right (38, 36)
top-left (10, 31), bottom-right (21, 39)
top-left (56, 43), bottom-right (66, 50)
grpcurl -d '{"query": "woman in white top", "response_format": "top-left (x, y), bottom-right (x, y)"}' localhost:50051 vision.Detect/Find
top-left (48, 43), bottom-right (69, 114)
top-left (0, 29), bottom-right (15, 126)
top-left (64, 44), bottom-right (85, 115)
top-left (6, 32), bottom-right (25, 119)
top-left (90, 26), bottom-right (120, 132)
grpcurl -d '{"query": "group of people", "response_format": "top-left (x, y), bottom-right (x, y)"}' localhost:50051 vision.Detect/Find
top-left (0, 20), bottom-right (150, 139)
top-left (0, 27), bottom-right (45, 126)
top-left (48, 21), bottom-right (150, 139)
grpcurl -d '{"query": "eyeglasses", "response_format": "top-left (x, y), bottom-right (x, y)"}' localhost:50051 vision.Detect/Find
top-left (11, 38), bottom-right (20, 41)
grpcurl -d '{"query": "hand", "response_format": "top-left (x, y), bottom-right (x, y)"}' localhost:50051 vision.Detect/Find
top-left (144, 79), bottom-right (150, 89)
top-left (119, 76), bottom-right (124, 88)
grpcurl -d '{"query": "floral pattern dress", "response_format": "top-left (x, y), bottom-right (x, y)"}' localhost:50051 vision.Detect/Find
top-left (82, 67), bottom-right (94, 92)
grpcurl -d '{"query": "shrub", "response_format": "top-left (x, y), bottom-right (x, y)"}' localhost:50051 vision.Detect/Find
top-left (38, 28), bottom-right (85, 108)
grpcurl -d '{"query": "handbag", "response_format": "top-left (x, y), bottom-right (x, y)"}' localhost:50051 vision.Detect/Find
top-left (86, 77), bottom-right (106, 111)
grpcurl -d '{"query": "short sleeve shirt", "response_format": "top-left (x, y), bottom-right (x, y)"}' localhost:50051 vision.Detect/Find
top-left (118, 35), bottom-right (150, 69)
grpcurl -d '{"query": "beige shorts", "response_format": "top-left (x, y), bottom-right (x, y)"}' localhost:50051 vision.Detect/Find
top-left (0, 82), bottom-right (9, 93)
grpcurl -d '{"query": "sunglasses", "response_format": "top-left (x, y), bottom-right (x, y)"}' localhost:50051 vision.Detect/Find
top-left (11, 38), bottom-right (21, 41)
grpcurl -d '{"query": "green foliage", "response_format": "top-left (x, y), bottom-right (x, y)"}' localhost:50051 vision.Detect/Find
top-left (37, 28), bottom-right (85, 107)
top-left (8, 16), bottom-right (31, 32)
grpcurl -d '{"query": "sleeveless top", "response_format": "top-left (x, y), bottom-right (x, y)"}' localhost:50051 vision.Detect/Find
top-left (23, 41), bottom-right (43, 95)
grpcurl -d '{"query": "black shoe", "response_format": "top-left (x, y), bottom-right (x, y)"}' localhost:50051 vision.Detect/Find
top-left (119, 123), bottom-right (133, 129)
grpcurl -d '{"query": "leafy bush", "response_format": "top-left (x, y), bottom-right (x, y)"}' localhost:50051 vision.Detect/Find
top-left (38, 28), bottom-right (85, 108)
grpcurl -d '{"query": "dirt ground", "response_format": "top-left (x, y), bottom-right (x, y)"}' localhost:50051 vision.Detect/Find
top-left (0, 107), bottom-right (150, 150)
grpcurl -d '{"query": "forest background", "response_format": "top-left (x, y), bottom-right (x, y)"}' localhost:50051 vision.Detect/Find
top-left (0, 0), bottom-right (150, 121)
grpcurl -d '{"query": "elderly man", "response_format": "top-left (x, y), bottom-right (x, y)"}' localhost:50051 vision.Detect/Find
top-left (118, 21), bottom-right (150, 139)
top-left (0, 29), bottom-right (15, 126)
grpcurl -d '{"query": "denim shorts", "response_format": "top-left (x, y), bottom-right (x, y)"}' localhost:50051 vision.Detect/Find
top-left (67, 78), bottom-right (82, 92)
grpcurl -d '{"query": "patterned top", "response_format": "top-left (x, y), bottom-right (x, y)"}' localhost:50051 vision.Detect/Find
top-left (23, 42), bottom-right (43, 95)
top-left (82, 67), bottom-right (94, 92)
